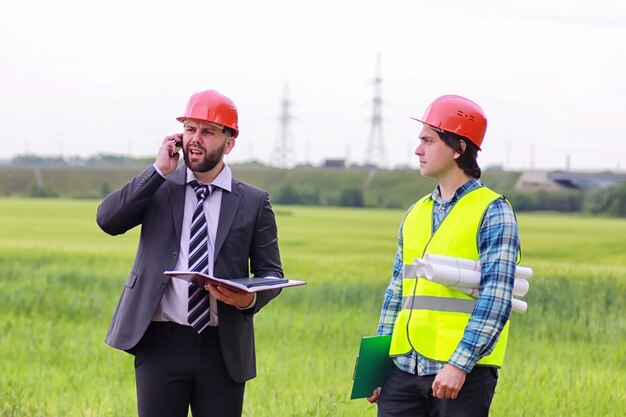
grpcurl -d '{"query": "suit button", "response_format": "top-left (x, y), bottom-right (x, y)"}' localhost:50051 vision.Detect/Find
top-left (160, 283), bottom-right (167, 289)
top-left (172, 252), bottom-right (178, 259)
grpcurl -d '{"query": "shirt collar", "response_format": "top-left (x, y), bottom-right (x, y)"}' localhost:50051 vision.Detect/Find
top-left (431, 178), bottom-right (482, 204)
top-left (186, 164), bottom-right (232, 192)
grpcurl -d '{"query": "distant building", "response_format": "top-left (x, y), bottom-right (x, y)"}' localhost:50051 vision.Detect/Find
top-left (515, 170), bottom-right (626, 192)
top-left (549, 171), bottom-right (626, 190)
top-left (322, 159), bottom-right (347, 169)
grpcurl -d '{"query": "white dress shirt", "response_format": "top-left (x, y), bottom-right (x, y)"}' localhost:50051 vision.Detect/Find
top-left (152, 165), bottom-right (232, 326)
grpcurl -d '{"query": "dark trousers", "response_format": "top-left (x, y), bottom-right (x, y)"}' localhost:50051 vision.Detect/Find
top-left (377, 363), bottom-right (498, 417)
top-left (134, 321), bottom-right (245, 417)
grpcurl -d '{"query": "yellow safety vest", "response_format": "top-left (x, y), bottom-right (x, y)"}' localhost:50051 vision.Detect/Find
top-left (389, 186), bottom-right (510, 367)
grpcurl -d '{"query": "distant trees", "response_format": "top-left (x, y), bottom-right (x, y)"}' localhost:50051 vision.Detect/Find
top-left (13, 155), bottom-right (67, 166)
top-left (583, 181), bottom-right (626, 217)
top-left (4, 156), bottom-right (625, 217)
top-left (274, 185), bottom-right (320, 206)
top-left (507, 190), bottom-right (585, 213)
top-left (505, 183), bottom-right (626, 217)
top-left (10, 153), bottom-right (154, 166)
top-left (30, 184), bottom-right (59, 198)
top-left (275, 185), bottom-right (303, 205)
top-left (339, 188), bottom-right (364, 207)
top-left (275, 185), bottom-right (366, 207)
top-left (100, 183), bottom-right (112, 197)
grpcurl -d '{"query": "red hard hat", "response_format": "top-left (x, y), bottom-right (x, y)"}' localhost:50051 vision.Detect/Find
top-left (411, 95), bottom-right (487, 149)
top-left (177, 90), bottom-right (239, 138)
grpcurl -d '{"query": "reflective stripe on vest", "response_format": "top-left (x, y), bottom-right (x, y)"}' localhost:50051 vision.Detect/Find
top-left (389, 186), bottom-right (511, 367)
top-left (402, 294), bottom-right (476, 313)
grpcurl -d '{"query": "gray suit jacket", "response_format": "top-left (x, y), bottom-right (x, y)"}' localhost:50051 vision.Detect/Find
top-left (96, 164), bottom-right (283, 383)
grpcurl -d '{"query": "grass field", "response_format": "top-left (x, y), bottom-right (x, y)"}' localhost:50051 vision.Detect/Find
top-left (0, 198), bottom-right (624, 417)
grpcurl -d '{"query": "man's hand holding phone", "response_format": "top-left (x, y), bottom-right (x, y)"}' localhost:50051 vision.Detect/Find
top-left (155, 134), bottom-right (183, 176)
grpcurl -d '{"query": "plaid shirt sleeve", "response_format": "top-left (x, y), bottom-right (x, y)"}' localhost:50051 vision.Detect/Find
top-left (376, 219), bottom-right (406, 337)
top-left (448, 197), bottom-right (520, 372)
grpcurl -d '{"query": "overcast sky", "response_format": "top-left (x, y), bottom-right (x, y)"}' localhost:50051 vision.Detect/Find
top-left (1, 0), bottom-right (625, 171)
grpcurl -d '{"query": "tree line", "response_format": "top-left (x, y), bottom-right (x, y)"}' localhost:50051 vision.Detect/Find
top-left (3, 156), bottom-right (625, 217)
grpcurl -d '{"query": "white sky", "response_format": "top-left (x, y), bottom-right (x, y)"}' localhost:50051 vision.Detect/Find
top-left (1, 0), bottom-right (625, 171)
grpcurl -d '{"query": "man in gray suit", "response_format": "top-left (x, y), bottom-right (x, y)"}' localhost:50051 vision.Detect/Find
top-left (97, 89), bottom-right (283, 417)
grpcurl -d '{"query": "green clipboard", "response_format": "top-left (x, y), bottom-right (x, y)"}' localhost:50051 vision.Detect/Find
top-left (350, 335), bottom-right (392, 399)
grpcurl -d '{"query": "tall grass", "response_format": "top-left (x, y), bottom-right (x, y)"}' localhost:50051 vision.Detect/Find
top-left (0, 199), bottom-right (624, 416)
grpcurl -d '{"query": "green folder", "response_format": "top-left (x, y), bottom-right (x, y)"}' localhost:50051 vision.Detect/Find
top-left (350, 335), bottom-right (392, 399)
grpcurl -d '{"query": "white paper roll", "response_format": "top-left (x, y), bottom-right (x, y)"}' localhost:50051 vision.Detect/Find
top-left (446, 278), bottom-right (528, 297)
top-left (450, 286), bottom-right (480, 298)
top-left (414, 256), bottom-right (531, 314)
top-left (422, 263), bottom-right (481, 288)
top-left (450, 286), bottom-right (527, 314)
top-left (514, 266), bottom-right (533, 280)
top-left (419, 254), bottom-right (533, 280)
top-left (416, 258), bottom-right (530, 296)
top-left (422, 253), bottom-right (480, 272)
top-left (513, 278), bottom-right (530, 297)
top-left (511, 298), bottom-right (528, 314)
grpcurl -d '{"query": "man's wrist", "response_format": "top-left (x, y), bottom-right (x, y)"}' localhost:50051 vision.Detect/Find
top-left (238, 293), bottom-right (257, 310)
top-left (153, 163), bottom-right (167, 178)
top-left (448, 349), bottom-right (477, 373)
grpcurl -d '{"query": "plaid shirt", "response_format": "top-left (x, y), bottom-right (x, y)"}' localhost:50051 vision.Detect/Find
top-left (376, 179), bottom-right (520, 374)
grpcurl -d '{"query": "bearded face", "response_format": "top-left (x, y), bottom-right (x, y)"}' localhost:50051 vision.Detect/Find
top-left (183, 138), bottom-right (228, 173)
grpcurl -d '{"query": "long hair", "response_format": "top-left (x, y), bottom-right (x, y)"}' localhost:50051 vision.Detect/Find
top-left (438, 130), bottom-right (482, 179)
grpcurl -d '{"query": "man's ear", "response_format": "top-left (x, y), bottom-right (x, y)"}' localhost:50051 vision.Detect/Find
top-left (223, 136), bottom-right (236, 155)
top-left (454, 139), bottom-right (467, 160)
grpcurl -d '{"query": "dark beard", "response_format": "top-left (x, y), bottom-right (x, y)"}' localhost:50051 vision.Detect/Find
top-left (183, 141), bottom-right (226, 173)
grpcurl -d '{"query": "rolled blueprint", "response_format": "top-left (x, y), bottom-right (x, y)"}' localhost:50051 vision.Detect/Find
top-left (447, 280), bottom-right (529, 298)
top-left (513, 278), bottom-right (530, 297)
top-left (419, 262), bottom-right (530, 297)
top-left (417, 260), bottom-right (530, 297)
top-left (422, 253), bottom-right (480, 272)
top-left (420, 262), bottom-right (481, 288)
top-left (421, 253), bottom-right (533, 280)
top-left (511, 297), bottom-right (528, 314)
top-left (452, 286), bottom-right (528, 314)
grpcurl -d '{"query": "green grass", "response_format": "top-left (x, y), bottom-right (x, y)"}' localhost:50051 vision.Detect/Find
top-left (0, 199), bottom-right (625, 416)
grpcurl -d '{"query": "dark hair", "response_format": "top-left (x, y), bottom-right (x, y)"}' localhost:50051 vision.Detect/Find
top-left (438, 130), bottom-right (481, 179)
top-left (223, 127), bottom-right (237, 137)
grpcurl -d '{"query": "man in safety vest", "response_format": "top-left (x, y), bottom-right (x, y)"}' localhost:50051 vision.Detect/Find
top-left (368, 95), bottom-right (520, 417)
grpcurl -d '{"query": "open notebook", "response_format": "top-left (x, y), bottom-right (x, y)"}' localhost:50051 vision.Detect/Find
top-left (164, 271), bottom-right (306, 293)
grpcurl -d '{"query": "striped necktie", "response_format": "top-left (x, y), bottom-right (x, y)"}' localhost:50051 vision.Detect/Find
top-left (188, 180), bottom-right (213, 333)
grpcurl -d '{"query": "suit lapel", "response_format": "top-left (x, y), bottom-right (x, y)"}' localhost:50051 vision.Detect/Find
top-left (168, 166), bottom-right (187, 244)
top-left (215, 178), bottom-right (243, 260)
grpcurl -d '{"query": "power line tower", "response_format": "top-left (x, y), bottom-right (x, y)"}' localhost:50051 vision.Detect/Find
top-left (365, 54), bottom-right (388, 168)
top-left (272, 83), bottom-right (295, 168)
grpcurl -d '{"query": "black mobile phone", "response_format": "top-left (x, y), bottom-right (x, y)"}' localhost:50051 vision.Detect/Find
top-left (170, 138), bottom-right (182, 157)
